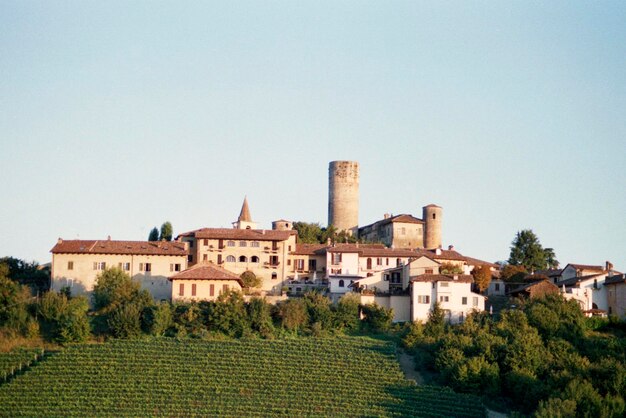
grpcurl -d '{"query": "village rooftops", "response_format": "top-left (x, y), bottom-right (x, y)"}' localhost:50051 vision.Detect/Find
top-left (177, 228), bottom-right (296, 242)
top-left (605, 274), bottom-right (626, 286)
top-left (410, 274), bottom-right (473, 283)
top-left (557, 273), bottom-right (606, 287)
top-left (359, 214), bottom-right (424, 230)
top-left (292, 243), bottom-right (328, 256)
top-left (168, 263), bottom-right (244, 286)
top-left (50, 239), bottom-right (188, 256)
top-left (565, 263), bottom-right (605, 272)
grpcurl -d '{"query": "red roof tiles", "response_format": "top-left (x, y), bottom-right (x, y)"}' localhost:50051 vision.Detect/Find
top-left (51, 239), bottom-right (188, 256)
top-left (179, 228), bottom-right (296, 241)
top-left (169, 263), bottom-right (244, 286)
top-left (410, 274), bottom-right (473, 283)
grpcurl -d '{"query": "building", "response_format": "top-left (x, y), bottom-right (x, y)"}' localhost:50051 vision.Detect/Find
top-left (177, 198), bottom-right (297, 295)
top-left (507, 279), bottom-right (560, 299)
top-left (50, 238), bottom-right (189, 301)
top-left (169, 263), bottom-right (244, 302)
top-left (604, 274), bottom-right (626, 318)
top-left (557, 272), bottom-right (609, 312)
top-left (358, 214), bottom-right (425, 249)
top-left (328, 160), bottom-right (359, 235)
top-left (410, 274), bottom-right (485, 324)
top-left (560, 263), bottom-right (607, 281)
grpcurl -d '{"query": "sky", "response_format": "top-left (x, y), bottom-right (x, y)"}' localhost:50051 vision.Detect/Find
top-left (1, 1), bottom-right (625, 270)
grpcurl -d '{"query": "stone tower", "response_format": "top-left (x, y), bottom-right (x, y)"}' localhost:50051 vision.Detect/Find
top-left (233, 197), bottom-right (257, 230)
top-left (328, 161), bottom-right (359, 235)
top-left (423, 204), bottom-right (442, 249)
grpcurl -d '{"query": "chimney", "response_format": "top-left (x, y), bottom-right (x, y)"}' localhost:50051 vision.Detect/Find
top-left (606, 261), bottom-right (613, 274)
top-left (448, 245), bottom-right (454, 251)
top-left (453, 275), bottom-right (458, 280)
top-left (107, 235), bottom-right (111, 241)
top-left (384, 213), bottom-right (390, 219)
top-left (57, 237), bottom-right (63, 244)
top-left (435, 248), bottom-right (442, 256)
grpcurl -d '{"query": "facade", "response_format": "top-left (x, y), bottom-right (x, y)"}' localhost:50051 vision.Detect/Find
top-left (560, 263), bottom-right (606, 281)
top-left (410, 274), bottom-right (485, 324)
top-left (557, 273), bottom-right (609, 312)
top-left (358, 214), bottom-right (425, 249)
top-left (169, 263), bottom-right (244, 302)
top-left (487, 279), bottom-right (506, 296)
top-left (328, 160), bottom-right (359, 235)
top-left (605, 274), bottom-right (626, 318)
top-left (508, 279), bottom-right (560, 299)
top-left (50, 238), bottom-right (188, 301)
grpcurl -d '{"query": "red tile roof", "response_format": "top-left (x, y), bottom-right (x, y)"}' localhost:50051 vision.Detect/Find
top-left (169, 263), bottom-right (244, 286)
top-left (566, 264), bottom-right (604, 271)
top-left (292, 243), bottom-right (328, 256)
top-left (178, 228), bottom-right (296, 241)
top-left (410, 274), bottom-right (473, 283)
top-left (557, 273), bottom-right (606, 287)
top-left (51, 239), bottom-right (188, 256)
top-left (462, 256), bottom-right (499, 269)
top-left (416, 249), bottom-right (467, 262)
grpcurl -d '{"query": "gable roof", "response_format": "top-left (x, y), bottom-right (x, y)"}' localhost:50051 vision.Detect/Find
top-left (410, 274), bottom-right (473, 283)
top-left (51, 239), bottom-right (188, 256)
top-left (416, 249), bottom-right (467, 262)
top-left (557, 273), bottom-right (606, 287)
top-left (169, 263), bottom-right (244, 286)
top-left (508, 279), bottom-right (559, 295)
top-left (605, 274), bottom-right (626, 286)
top-left (178, 228), bottom-right (296, 242)
top-left (564, 263), bottom-right (604, 272)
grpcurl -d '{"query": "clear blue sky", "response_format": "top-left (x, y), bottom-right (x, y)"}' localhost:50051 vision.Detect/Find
top-left (1, 1), bottom-right (625, 269)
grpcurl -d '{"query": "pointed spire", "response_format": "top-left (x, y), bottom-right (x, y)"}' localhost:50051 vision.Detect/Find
top-left (238, 196), bottom-right (252, 222)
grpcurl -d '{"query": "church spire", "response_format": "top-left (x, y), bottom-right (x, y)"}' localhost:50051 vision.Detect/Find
top-left (238, 196), bottom-right (252, 222)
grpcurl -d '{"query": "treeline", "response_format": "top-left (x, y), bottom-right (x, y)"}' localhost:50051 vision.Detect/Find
top-left (402, 296), bottom-right (626, 417)
top-left (0, 267), bottom-right (394, 345)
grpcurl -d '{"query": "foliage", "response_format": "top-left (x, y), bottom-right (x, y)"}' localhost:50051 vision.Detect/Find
top-left (360, 303), bottom-right (393, 332)
top-left (0, 272), bottom-right (33, 336)
top-left (500, 264), bottom-right (528, 283)
top-left (159, 221), bottom-right (173, 241)
top-left (92, 267), bottom-right (152, 312)
top-left (38, 291), bottom-right (90, 343)
top-left (334, 293), bottom-right (361, 331)
top-left (148, 227), bottom-right (159, 241)
top-left (508, 229), bottom-right (558, 272)
top-left (108, 303), bottom-right (143, 338)
top-left (246, 297), bottom-right (274, 338)
top-left (143, 302), bottom-right (173, 336)
top-left (303, 291), bottom-right (333, 330)
top-left (292, 222), bottom-right (357, 244)
top-left (0, 338), bottom-right (486, 417)
top-left (240, 270), bottom-right (262, 291)
top-left (471, 265), bottom-right (491, 292)
top-left (276, 298), bottom-right (309, 332)
top-left (439, 262), bottom-right (464, 275)
top-left (424, 302), bottom-right (446, 338)
top-left (205, 291), bottom-right (248, 337)
top-left (0, 257), bottom-right (49, 293)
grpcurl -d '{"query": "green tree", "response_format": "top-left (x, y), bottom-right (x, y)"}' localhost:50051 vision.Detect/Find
top-left (159, 222), bottom-right (173, 241)
top-left (92, 267), bottom-right (152, 312)
top-left (143, 302), bottom-right (173, 336)
top-left (240, 271), bottom-right (262, 292)
top-left (303, 292), bottom-right (334, 330)
top-left (38, 291), bottom-right (90, 343)
top-left (108, 303), bottom-right (142, 338)
top-left (148, 227), bottom-right (159, 241)
top-left (471, 265), bottom-right (492, 293)
top-left (0, 265), bottom-right (34, 336)
top-left (500, 264), bottom-right (528, 283)
top-left (0, 256), bottom-right (50, 293)
top-left (424, 302), bottom-right (446, 338)
top-left (439, 262), bottom-right (464, 275)
top-left (508, 229), bottom-right (557, 272)
top-left (247, 297), bottom-right (274, 338)
top-left (205, 290), bottom-right (248, 337)
top-left (293, 222), bottom-right (324, 244)
top-left (276, 298), bottom-right (309, 332)
top-left (361, 303), bottom-right (394, 332)
top-left (334, 293), bottom-right (361, 331)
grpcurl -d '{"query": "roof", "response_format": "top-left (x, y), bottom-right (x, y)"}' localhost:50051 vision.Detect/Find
top-left (604, 274), bottom-right (626, 286)
top-left (416, 249), bottom-right (467, 262)
top-left (534, 269), bottom-right (563, 278)
top-left (565, 263), bottom-right (604, 272)
top-left (292, 243), bottom-right (328, 256)
top-left (169, 263), bottom-right (244, 286)
top-left (557, 273), bottom-right (605, 287)
top-left (359, 214), bottom-right (424, 231)
top-left (463, 256), bottom-right (499, 269)
top-left (410, 274), bottom-right (473, 283)
top-left (178, 228), bottom-right (296, 241)
top-left (51, 239), bottom-right (188, 256)
top-left (238, 197), bottom-right (252, 222)
top-left (423, 204), bottom-right (442, 208)
top-left (508, 279), bottom-right (558, 295)
top-left (326, 244), bottom-right (421, 258)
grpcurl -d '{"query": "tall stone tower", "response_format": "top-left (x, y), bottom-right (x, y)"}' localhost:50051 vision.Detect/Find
top-left (328, 161), bottom-right (359, 235)
top-left (423, 204), bottom-right (442, 249)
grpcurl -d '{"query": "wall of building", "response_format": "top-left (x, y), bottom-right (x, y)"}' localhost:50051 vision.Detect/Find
top-left (411, 281), bottom-right (484, 324)
top-left (607, 282), bottom-right (626, 318)
top-left (171, 279), bottom-right (242, 302)
top-left (52, 253), bottom-right (187, 301)
top-left (359, 294), bottom-right (411, 322)
top-left (328, 161), bottom-right (359, 234)
top-left (391, 223), bottom-right (424, 249)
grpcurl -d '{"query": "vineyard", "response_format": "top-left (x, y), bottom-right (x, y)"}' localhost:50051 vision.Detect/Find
top-left (0, 348), bottom-right (43, 381)
top-left (0, 337), bottom-right (485, 417)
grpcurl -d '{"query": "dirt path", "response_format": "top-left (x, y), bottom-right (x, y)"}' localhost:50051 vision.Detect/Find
top-left (396, 350), bottom-right (424, 385)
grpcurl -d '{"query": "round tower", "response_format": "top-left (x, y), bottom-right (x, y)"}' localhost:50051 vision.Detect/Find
top-left (423, 204), bottom-right (442, 249)
top-left (328, 161), bottom-right (359, 235)
top-left (272, 220), bottom-right (293, 231)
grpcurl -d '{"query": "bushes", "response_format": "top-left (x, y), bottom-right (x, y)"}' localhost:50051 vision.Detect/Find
top-left (38, 291), bottom-right (90, 343)
top-left (361, 303), bottom-right (393, 333)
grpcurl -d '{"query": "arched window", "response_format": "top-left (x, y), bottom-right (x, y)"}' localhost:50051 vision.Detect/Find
top-left (226, 255), bottom-right (236, 263)
top-left (339, 279), bottom-right (345, 288)
top-left (251, 256), bottom-right (259, 263)
top-left (366, 258), bottom-right (372, 270)
top-left (239, 256), bottom-right (247, 263)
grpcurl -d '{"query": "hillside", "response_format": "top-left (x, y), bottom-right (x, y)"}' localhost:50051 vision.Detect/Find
top-left (0, 337), bottom-right (485, 417)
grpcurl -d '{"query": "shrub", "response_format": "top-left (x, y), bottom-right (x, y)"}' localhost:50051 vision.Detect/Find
top-left (361, 303), bottom-right (393, 333)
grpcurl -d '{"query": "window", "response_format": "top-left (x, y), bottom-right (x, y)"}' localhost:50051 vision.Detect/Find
top-left (271, 273), bottom-right (277, 280)
top-left (391, 272), bottom-right (401, 284)
top-left (288, 245), bottom-right (292, 251)
top-left (179, 283), bottom-right (184, 297)
top-left (227, 241), bottom-right (235, 247)
top-left (222, 284), bottom-right (228, 293)
top-left (251, 256), bottom-right (259, 263)
top-left (203, 254), bottom-right (208, 261)
top-left (295, 259), bottom-right (305, 270)
top-left (473, 297), bottom-right (479, 307)
top-left (67, 261), bottom-right (74, 270)
top-left (239, 241), bottom-right (247, 247)
top-left (401, 227), bottom-right (406, 235)
top-left (332, 253), bottom-right (342, 265)
top-left (386, 258), bottom-right (389, 266)
top-left (331, 268), bottom-right (342, 275)
top-left (462, 297), bottom-right (467, 305)
top-left (189, 241), bottom-right (194, 248)
top-left (119, 262), bottom-right (130, 271)
top-left (239, 256), bottom-right (247, 262)
top-left (432, 213), bottom-right (436, 219)
top-left (191, 284), bottom-right (197, 296)
top-left (440, 282), bottom-right (449, 287)
top-left (170, 263), bottom-right (181, 272)
top-left (251, 241), bottom-right (260, 248)
top-left (308, 260), bottom-right (317, 271)
top-left (417, 295), bottom-right (430, 304)
top-left (377, 258), bottom-right (383, 266)
top-left (93, 262), bottom-right (106, 270)
top-left (495, 283), bottom-right (500, 291)
top-left (203, 239), bottom-right (208, 246)
top-left (367, 258), bottom-right (372, 269)
top-left (210, 284), bottom-right (214, 297)
top-left (425, 268), bottom-right (434, 274)
top-left (269, 256), bottom-right (279, 266)
top-left (396, 258), bottom-right (401, 267)
top-left (226, 255), bottom-right (236, 263)
top-left (439, 295), bottom-right (449, 302)
top-left (188, 255), bottom-right (193, 262)
top-left (140, 263), bottom-right (151, 272)
top-left (339, 280), bottom-right (345, 288)
top-left (384, 274), bottom-right (389, 281)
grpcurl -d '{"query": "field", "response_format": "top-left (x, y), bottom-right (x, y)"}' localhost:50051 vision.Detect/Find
top-left (0, 337), bottom-right (485, 417)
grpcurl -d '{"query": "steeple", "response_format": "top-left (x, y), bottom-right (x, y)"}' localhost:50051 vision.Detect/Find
top-left (233, 196), bottom-right (257, 230)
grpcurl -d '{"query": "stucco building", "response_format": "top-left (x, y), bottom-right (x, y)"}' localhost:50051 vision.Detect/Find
top-left (169, 263), bottom-right (244, 302)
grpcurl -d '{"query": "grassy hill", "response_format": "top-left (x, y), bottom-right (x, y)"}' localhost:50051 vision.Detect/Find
top-left (0, 337), bottom-right (485, 417)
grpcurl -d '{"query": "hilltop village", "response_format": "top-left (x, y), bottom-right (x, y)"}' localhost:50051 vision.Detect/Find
top-left (50, 161), bottom-right (626, 322)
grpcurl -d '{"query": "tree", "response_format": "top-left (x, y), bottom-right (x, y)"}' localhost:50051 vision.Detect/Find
top-left (471, 265), bottom-right (492, 293)
top-left (361, 303), bottom-right (394, 332)
top-left (0, 264), bottom-right (34, 336)
top-left (0, 256), bottom-right (50, 293)
top-left (148, 227), bottom-right (159, 241)
top-left (424, 302), bottom-right (446, 338)
top-left (159, 221), bottom-right (173, 241)
top-left (240, 271), bottom-right (262, 291)
top-left (276, 298), bottom-right (309, 332)
top-left (508, 229), bottom-right (557, 272)
top-left (92, 267), bottom-right (153, 312)
top-left (293, 222), bottom-right (324, 244)
top-left (38, 291), bottom-right (90, 343)
top-left (500, 264), bottom-right (528, 283)
top-left (439, 262), bottom-right (464, 275)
